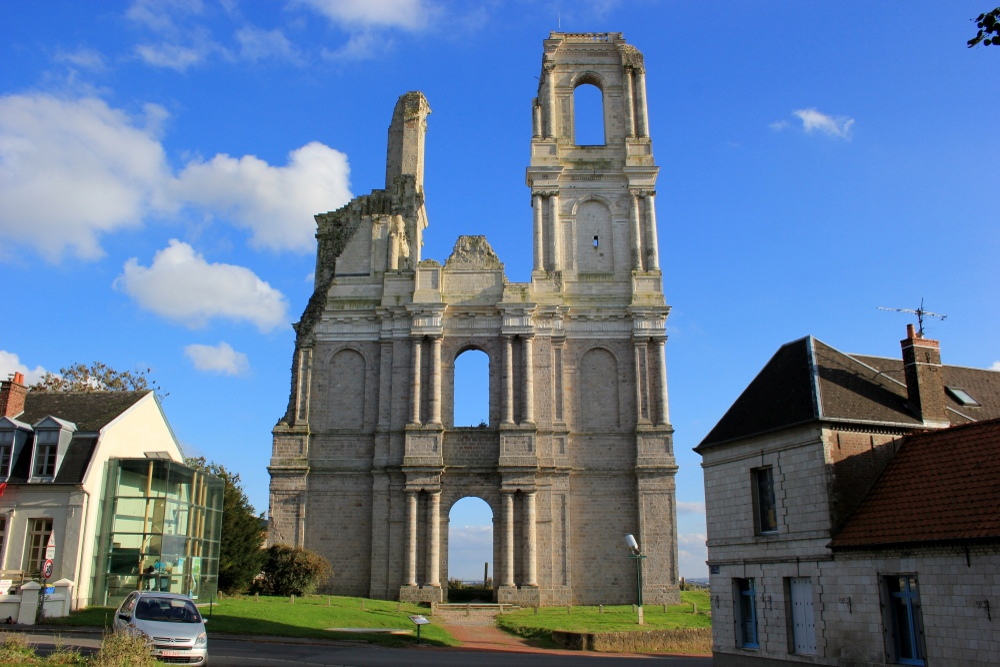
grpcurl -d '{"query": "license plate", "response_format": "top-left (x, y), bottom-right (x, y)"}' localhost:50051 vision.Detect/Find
top-left (157, 650), bottom-right (187, 657)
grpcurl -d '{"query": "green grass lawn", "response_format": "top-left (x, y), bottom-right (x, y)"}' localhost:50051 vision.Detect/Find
top-left (496, 590), bottom-right (711, 638)
top-left (47, 595), bottom-right (458, 648)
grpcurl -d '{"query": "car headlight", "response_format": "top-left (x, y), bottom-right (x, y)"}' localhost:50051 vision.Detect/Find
top-left (195, 632), bottom-right (207, 646)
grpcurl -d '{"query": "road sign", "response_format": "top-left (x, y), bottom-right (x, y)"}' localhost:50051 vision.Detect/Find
top-left (45, 532), bottom-right (55, 560)
top-left (42, 559), bottom-right (53, 580)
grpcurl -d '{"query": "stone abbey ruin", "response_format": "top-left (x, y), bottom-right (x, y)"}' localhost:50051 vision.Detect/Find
top-left (268, 32), bottom-right (679, 606)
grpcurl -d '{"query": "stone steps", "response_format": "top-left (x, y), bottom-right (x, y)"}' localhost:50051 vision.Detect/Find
top-left (431, 603), bottom-right (521, 627)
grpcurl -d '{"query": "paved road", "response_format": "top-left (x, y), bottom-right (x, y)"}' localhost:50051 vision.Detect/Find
top-left (24, 631), bottom-right (711, 667)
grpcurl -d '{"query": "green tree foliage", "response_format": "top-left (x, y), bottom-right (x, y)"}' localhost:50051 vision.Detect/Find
top-left (29, 361), bottom-right (166, 398)
top-left (186, 457), bottom-right (267, 594)
top-left (253, 544), bottom-right (332, 596)
top-left (969, 7), bottom-right (1000, 47)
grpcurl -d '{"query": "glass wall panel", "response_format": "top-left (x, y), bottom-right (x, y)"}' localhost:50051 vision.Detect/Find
top-left (92, 459), bottom-right (223, 607)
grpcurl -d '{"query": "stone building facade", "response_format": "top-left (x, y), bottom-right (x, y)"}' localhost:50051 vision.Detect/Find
top-left (697, 328), bottom-right (1000, 665)
top-left (268, 32), bottom-right (679, 606)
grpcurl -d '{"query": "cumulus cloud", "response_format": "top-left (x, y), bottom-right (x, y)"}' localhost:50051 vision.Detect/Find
top-left (115, 240), bottom-right (289, 332)
top-left (184, 342), bottom-right (249, 375)
top-left (992, 361), bottom-right (1000, 371)
top-left (0, 94), bottom-right (172, 261)
top-left (298, 0), bottom-right (434, 31)
top-left (0, 351), bottom-right (49, 385)
top-left (127, 0), bottom-right (222, 71)
top-left (174, 142), bottom-right (351, 252)
top-left (772, 108), bottom-right (854, 139)
top-left (0, 93), bottom-right (352, 260)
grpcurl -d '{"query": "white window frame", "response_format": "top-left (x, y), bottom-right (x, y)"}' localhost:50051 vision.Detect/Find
top-left (31, 429), bottom-right (59, 480)
top-left (0, 430), bottom-right (13, 479)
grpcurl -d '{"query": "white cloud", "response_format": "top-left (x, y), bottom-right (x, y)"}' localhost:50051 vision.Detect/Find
top-left (236, 26), bottom-right (300, 63)
top-left (0, 93), bottom-right (352, 260)
top-left (115, 240), bottom-right (289, 332)
top-left (0, 351), bottom-right (49, 385)
top-left (677, 501), bottom-right (706, 515)
top-left (184, 342), bottom-right (249, 375)
top-left (768, 120), bottom-right (790, 131)
top-left (791, 108), bottom-right (854, 139)
top-left (134, 42), bottom-right (211, 71)
top-left (0, 94), bottom-right (172, 261)
top-left (174, 142), bottom-right (351, 252)
top-left (298, 0), bottom-right (433, 31)
top-left (53, 48), bottom-right (108, 70)
top-left (678, 532), bottom-right (708, 579)
top-left (991, 361), bottom-right (1000, 371)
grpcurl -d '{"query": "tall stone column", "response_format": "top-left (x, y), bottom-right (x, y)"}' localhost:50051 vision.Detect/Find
top-left (377, 340), bottom-right (393, 429)
top-left (644, 192), bottom-right (660, 271)
top-left (532, 100), bottom-right (542, 138)
top-left (410, 337), bottom-right (422, 425)
top-left (523, 336), bottom-right (535, 425)
top-left (532, 193), bottom-right (544, 272)
top-left (544, 65), bottom-right (556, 138)
top-left (429, 337), bottom-right (442, 425)
top-left (655, 337), bottom-right (670, 425)
top-left (427, 491), bottom-right (441, 587)
top-left (502, 492), bottom-right (515, 587)
top-left (524, 491), bottom-right (538, 587)
top-left (629, 192), bottom-right (643, 270)
top-left (624, 68), bottom-right (636, 138)
top-left (405, 492), bottom-right (418, 586)
top-left (502, 336), bottom-right (515, 425)
top-left (635, 68), bottom-right (650, 138)
top-left (634, 340), bottom-right (648, 423)
top-left (548, 194), bottom-right (561, 271)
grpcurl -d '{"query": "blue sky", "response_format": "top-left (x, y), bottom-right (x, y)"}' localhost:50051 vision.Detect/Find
top-left (2, 1), bottom-right (998, 581)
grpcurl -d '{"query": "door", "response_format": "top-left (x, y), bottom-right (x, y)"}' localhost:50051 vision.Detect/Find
top-left (789, 577), bottom-right (817, 654)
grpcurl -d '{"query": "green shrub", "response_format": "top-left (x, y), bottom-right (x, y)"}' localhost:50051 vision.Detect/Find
top-left (252, 544), bottom-right (332, 596)
top-left (89, 631), bottom-right (155, 667)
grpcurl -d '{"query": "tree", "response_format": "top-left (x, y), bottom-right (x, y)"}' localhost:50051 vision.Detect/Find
top-left (968, 7), bottom-right (1000, 47)
top-left (185, 457), bottom-right (267, 594)
top-left (252, 544), bottom-right (332, 596)
top-left (29, 361), bottom-right (166, 398)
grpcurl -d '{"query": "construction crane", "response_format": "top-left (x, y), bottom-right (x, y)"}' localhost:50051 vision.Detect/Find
top-left (877, 298), bottom-right (947, 337)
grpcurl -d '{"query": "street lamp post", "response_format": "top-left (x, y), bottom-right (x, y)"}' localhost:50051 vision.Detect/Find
top-left (625, 534), bottom-right (646, 625)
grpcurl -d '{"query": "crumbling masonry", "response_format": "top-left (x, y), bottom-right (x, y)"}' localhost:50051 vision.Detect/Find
top-left (268, 32), bottom-right (679, 605)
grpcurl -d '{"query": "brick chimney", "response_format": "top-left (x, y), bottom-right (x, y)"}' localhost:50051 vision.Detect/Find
top-left (900, 324), bottom-right (948, 426)
top-left (0, 372), bottom-right (27, 418)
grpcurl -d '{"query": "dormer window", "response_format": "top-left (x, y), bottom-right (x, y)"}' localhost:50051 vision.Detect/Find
top-left (33, 430), bottom-right (58, 478)
top-left (29, 417), bottom-right (75, 482)
top-left (0, 431), bottom-right (13, 478)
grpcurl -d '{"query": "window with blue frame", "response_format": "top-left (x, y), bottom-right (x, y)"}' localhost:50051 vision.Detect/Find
top-left (735, 578), bottom-right (759, 648)
top-left (885, 574), bottom-right (925, 665)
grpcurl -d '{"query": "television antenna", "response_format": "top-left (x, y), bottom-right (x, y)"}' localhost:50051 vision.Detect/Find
top-left (877, 298), bottom-right (946, 337)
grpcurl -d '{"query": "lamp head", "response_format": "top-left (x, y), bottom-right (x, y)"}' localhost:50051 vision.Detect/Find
top-left (625, 533), bottom-right (639, 553)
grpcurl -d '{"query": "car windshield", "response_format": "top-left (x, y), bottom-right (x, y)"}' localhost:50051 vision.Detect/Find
top-left (134, 597), bottom-right (202, 623)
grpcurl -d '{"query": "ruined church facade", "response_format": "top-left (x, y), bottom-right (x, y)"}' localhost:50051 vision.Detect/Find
top-left (268, 33), bottom-right (679, 606)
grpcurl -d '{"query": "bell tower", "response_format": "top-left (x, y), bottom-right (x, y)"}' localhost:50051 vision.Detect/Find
top-left (527, 32), bottom-right (660, 298)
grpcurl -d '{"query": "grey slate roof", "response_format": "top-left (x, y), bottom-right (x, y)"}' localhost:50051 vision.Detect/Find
top-left (697, 337), bottom-right (1000, 450)
top-left (18, 391), bottom-right (150, 432)
top-left (5, 391), bottom-right (150, 484)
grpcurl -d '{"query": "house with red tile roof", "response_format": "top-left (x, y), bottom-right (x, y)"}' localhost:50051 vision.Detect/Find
top-left (696, 326), bottom-right (1000, 666)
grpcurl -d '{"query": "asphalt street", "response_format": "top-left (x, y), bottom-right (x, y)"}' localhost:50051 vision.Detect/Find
top-left (21, 630), bottom-right (712, 667)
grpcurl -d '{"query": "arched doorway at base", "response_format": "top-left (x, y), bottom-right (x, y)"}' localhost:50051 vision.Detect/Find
top-left (447, 496), bottom-right (494, 602)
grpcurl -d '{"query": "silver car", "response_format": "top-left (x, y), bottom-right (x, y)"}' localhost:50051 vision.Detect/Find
top-left (114, 591), bottom-right (208, 665)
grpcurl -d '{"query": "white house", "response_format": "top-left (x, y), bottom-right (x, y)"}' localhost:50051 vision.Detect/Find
top-left (0, 373), bottom-right (222, 610)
